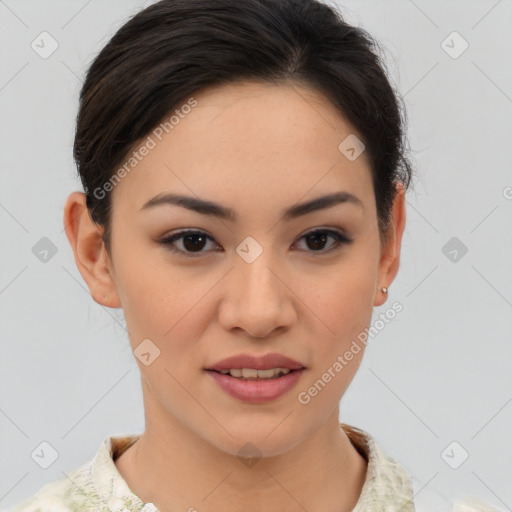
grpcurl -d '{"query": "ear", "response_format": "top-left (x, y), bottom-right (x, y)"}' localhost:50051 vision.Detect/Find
top-left (373, 182), bottom-right (406, 307)
top-left (63, 192), bottom-right (121, 308)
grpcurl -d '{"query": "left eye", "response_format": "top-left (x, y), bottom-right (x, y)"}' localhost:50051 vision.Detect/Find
top-left (159, 228), bottom-right (353, 258)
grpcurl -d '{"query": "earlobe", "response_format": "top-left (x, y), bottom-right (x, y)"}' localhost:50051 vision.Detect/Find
top-left (63, 191), bottom-right (121, 308)
top-left (373, 182), bottom-right (407, 307)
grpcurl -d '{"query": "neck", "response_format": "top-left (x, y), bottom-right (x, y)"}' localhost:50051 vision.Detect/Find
top-left (115, 402), bottom-right (367, 512)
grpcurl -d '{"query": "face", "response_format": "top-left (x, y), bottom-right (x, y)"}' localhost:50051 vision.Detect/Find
top-left (68, 80), bottom-right (404, 458)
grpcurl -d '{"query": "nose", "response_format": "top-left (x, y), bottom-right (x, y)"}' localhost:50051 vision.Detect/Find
top-left (217, 250), bottom-right (297, 339)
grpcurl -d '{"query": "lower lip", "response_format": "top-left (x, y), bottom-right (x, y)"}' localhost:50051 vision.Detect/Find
top-left (205, 369), bottom-right (305, 403)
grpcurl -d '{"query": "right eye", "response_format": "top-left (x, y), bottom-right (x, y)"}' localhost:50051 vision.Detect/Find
top-left (159, 230), bottom-right (221, 258)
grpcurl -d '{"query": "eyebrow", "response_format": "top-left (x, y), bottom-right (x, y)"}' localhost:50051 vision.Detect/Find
top-left (139, 191), bottom-right (364, 221)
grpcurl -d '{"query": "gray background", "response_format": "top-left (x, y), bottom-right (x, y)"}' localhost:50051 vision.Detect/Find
top-left (1, 0), bottom-right (511, 510)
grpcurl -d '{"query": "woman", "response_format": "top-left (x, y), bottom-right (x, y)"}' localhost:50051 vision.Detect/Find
top-left (6, 0), bottom-right (500, 511)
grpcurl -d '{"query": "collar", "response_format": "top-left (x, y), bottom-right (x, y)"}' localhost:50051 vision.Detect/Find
top-left (340, 423), bottom-right (415, 511)
top-left (86, 423), bottom-right (415, 511)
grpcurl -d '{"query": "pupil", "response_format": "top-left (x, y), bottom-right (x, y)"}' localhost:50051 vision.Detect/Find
top-left (307, 232), bottom-right (327, 251)
top-left (183, 234), bottom-right (206, 252)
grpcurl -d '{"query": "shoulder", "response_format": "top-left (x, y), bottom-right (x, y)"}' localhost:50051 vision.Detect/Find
top-left (341, 424), bottom-right (505, 512)
top-left (4, 459), bottom-right (100, 512)
top-left (4, 435), bottom-right (143, 512)
top-left (450, 497), bottom-right (505, 511)
top-left (414, 492), bottom-right (506, 512)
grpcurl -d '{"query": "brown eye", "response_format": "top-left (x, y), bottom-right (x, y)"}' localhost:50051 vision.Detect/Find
top-left (160, 230), bottom-right (220, 257)
top-left (293, 229), bottom-right (353, 253)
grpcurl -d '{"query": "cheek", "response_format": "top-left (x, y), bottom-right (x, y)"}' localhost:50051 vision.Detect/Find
top-left (113, 249), bottom-right (217, 369)
top-left (297, 250), bottom-right (379, 398)
top-left (321, 272), bottom-right (375, 340)
top-left (295, 270), bottom-right (375, 410)
top-left (305, 253), bottom-right (378, 341)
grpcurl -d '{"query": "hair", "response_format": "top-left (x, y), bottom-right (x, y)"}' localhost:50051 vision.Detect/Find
top-left (73, 0), bottom-right (414, 257)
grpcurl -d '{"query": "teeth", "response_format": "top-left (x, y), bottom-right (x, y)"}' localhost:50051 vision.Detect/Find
top-left (218, 367), bottom-right (292, 379)
top-left (242, 368), bottom-right (258, 379)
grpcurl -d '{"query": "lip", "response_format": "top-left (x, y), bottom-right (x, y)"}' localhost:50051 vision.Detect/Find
top-left (206, 352), bottom-right (306, 372)
top-left (205, 352), bottom-right (306, 404)
top-left (206, 368), bottom-right (306, 403)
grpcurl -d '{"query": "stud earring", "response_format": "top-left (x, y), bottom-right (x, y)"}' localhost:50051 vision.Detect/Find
top-left (381, 286), bottom-right (388, 294)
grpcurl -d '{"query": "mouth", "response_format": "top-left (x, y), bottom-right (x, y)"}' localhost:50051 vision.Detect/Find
top-left (204, 352), bottom-right (306, 403)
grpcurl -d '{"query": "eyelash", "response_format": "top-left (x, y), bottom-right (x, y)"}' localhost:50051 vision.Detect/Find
top-left (159, 228), bottom-right (353, 258)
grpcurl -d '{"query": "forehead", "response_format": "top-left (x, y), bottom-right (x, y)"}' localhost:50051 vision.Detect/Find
top-left (111, 80), bottom-right (373, 212)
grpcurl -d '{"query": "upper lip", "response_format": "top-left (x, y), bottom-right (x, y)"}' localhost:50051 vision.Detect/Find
top-left (206, 352), bottom-right (306, 372)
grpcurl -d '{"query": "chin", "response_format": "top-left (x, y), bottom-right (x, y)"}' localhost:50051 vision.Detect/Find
top-left (202, 422), bottom-right (304, 460)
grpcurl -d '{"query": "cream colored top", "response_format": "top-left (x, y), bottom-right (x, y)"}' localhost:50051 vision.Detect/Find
top-left (5, 423), bottom-right (501, 512)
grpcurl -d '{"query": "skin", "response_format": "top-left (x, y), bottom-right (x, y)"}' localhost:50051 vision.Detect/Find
top-left (64, 80), bottom-right (406, 512)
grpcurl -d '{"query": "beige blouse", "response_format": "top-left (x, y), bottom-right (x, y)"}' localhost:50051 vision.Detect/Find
top-left (5, 423), bottom-right (501, 512)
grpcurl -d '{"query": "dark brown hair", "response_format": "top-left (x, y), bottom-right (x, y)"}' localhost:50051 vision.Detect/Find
top-left (73, 0), bottom-right (414, 256)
